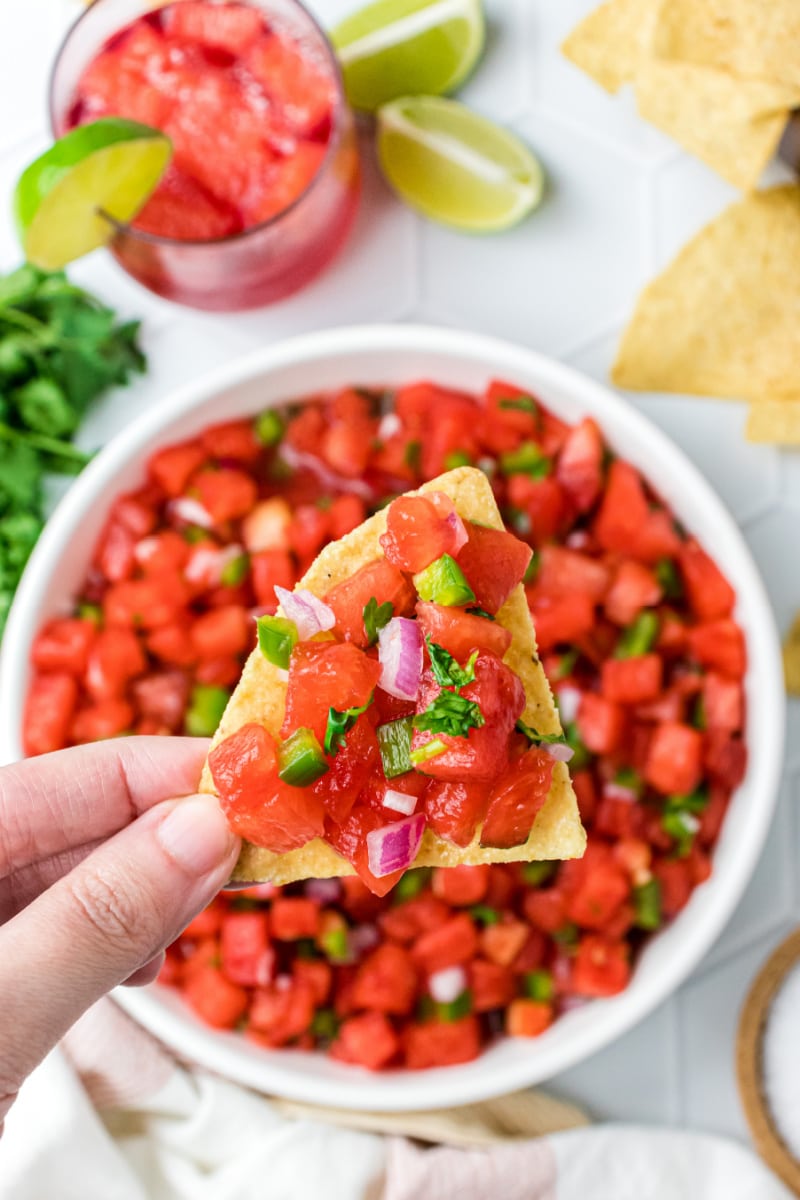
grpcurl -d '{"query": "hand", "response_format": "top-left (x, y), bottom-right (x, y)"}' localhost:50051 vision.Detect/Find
top-left (0, 737), bottom-right (239, 1132)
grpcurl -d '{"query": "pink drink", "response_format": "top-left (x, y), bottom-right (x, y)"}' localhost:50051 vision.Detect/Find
top-left (53, 0), bottom-right (360, 310)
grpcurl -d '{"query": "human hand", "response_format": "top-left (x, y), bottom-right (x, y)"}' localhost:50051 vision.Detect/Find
top-left (0, 737), bottom-right (239, 1132)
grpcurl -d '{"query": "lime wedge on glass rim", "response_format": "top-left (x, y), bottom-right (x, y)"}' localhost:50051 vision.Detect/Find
top-left (332, 0), bottom-right (485, 112)
top-left (14, 118), bottom-right (171, 271)
top-left (376, 95), bottom-right (545, 232)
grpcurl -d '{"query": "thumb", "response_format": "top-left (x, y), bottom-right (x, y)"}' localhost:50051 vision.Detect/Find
top-left (0, 794), bottom-right (238, 1113)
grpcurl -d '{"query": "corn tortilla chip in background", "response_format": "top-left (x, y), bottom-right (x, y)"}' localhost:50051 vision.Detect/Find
top-left (653, 0), bottom-right (800, 90)
top-left (783, 615), bottom-right (800, 697)
top-left (200, 466), bottom-right (585, 885)
top-left (561, 0), bottom-right (661, 94)
top-left (634, 63), bottom-right (800, 192)
top-left (562, 0), bottom-right (799, 192)
top-left (612, 186), bottom-right (800, 401)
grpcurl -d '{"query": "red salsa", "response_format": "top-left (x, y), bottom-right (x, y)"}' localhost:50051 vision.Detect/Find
top-left (68, 1), bottom-right (338, 239)
top-left (24, 379), bottom-right (748, 1069)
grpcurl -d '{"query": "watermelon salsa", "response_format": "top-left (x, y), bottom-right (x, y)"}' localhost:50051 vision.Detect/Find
top-left (208, 483), bottom-right (560, 892)
top-left (23, 380), bottom-right (748, 1069)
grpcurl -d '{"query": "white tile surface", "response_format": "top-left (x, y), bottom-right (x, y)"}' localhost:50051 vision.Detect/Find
top-left (3, 0), bottom-right (799, 1147)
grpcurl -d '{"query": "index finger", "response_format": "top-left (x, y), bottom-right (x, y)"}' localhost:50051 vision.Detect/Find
top-left (0, 736), bottom-right (209, 877)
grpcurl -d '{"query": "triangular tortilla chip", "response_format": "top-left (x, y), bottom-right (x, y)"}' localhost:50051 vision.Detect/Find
top-left (653, 0), bottom-right (800, 90)
top-left (613, 186), bottom-right (800, 401)
top-left (634, 63), bottom-right (800, 192)
top-left (200, 467), bottom-right (585, 884)
top-left (562, 0), bottom-right (799, 192)
top-left (561, 0), bottom-right (660, 94)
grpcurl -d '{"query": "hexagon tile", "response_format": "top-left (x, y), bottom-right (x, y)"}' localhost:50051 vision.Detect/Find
top-left (2, 0), bottom-right (800, 1147)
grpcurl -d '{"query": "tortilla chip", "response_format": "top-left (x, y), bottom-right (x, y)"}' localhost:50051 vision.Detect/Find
top-left (613, 186), bottom-right (800, 401)
top-left (653, 0), bottom-right (800, 90)
top-left (634, 63), bottom-right (800, 192)
top-left (784, 615), bottom-right (800, 696)
top-left (200, 467), bottom-right (585, 884)
top-left (746, 398), bottom-right (800, 445)
top-left (561, 0), bottom-right (661, 94)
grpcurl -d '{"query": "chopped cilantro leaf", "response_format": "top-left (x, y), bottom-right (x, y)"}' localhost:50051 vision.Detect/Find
top-left (516, 719), bottom-right (568, 748)
top-left (414, 691), bottom-right (485, 738)
top-left (427, 639), bottom-right (478, 689)
top-left (324, 698), bottom-right (372, 756)
top-left (363, 595), bottom-right (393, 645)
top-left (0, 265), bottom-right (146, 639)
top-left (465, 605), bottom-right (496, 621)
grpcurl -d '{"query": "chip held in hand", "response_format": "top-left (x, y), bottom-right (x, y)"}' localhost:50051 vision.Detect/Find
top-left (200, 467), bottom-right (585, 893)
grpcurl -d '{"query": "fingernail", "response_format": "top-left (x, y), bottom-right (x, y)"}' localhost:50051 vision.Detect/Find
top-left (156, 795), bottom-right (237, 875)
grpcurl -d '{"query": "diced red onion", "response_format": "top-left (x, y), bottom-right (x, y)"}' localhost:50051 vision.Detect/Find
top-left (167, 497), bottom-right (214, 529)
top-left (378, 617), bottom-right (422, 700)
top-left (560, 994), bottom-right (590, 1014)
top-left (543, 741), bottom-right (574, 764)
top-left (350, 923), bottom-right (380, 957)
top-left (280, 443), bottom-right (374, 501)
top-left (429, 966), bottom-right (467, 1004)
top-left (378, 413), bottom-right (402, 439)
top-left (185, 543), bottom-right (244, 587)
top-left (275, 973), bottom-right (292, 993)
top-left (274, 586), bottom-right (335, 640)
top-left (134, 536), bottom-right (160, 566)
top-left (366, 813), bottom-right (426, 878)
top-left (566, 529), bottom-right (592, 551)
top-left (552, 953), bottom-right (572, 991)
top-left (557, 685), bottom-right (582, 725)
top-left (383, 788), bottom-right (418, 815)
top-left (305, 878), bottom-right (342, 904)
top-left (603, 782), bottom-right (639, 804)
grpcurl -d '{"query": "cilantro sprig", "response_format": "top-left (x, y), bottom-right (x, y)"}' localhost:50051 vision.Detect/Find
top-left (363, 594), bottom-right (393, 645)
top-left (413, 639), bottom-right (485, 741)
top-left (324, 698), bottom-right (372, 756)
top-left (413, 691), bottom-right (485, 738)
top-left (427, 639), bottom-right (478, 689)
top-left (0, 264), bottom-right (146, 637)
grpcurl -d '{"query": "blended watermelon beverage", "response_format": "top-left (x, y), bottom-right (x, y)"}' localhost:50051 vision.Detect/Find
top-left (50, 0), bottom-right (360, 309)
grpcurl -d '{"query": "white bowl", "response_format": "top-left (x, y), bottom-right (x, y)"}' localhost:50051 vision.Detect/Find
top-left (0, 325), bottom-right (784, 1112)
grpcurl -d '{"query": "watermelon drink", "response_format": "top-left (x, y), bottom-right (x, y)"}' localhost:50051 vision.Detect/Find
top-left (49, 0), bottom-right (360, 310)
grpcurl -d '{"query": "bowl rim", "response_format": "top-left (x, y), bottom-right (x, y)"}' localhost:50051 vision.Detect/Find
top-left (0, 323), bottom-right (785, 1111)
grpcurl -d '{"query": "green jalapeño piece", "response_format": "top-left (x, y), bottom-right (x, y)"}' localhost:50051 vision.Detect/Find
top-left (413, 553), bottom-right (475, 607)
top-left (377, 716), bottom-right (414, 778)
top-left (278, 727), bottom-right (329, 787)
top-left (256, 614), bottom-right (298, 669)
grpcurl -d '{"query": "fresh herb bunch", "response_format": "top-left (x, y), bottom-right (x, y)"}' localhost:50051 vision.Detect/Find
top-left (0, 264), bottom-right (146, 635)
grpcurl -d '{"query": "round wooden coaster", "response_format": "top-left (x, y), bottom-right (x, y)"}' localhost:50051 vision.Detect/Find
top-left (737, 927), bottom-right (800, 1197)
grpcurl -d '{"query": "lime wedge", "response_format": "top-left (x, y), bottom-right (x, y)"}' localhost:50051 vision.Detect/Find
top-left (15, 118), bottom-right (171, 270)
top-left (332, 0), bottom-right (485, 112)
top-left (376, 96), bottom-right (544, 232)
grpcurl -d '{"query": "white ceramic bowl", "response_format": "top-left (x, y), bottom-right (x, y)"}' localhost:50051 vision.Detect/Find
top-left (0, 325), bottom-right (784, 1112)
